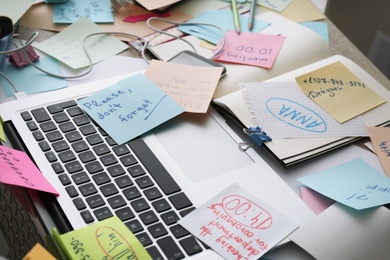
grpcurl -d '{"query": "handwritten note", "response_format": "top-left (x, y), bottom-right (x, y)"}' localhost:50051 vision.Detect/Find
top-left (367, 126), bottom-right (390, 178)
top-left (53, 0), bottom-right (114, 24)
top-left (239, 81), bottom-right (368, 139)
top-left (177, 9), bottom-right (270, 44)
top-left (78, 73), bottom-right (184, 145)
top-left (259, 0), bottom-right (293, 12)
top-left (0, 145), bottom-right (58, 195)
top-left (298, 158), bottom-right (390, 210)
top-left (52, 216), bottom-right (151, 260)
top-left (179, 183), bottom-right (298, 260)
top-left (33, 17), bottom-right (128, 69)
top-left (214, 31), bottom-right (285, 69)
top-left (144, 60), bottom-right (223, 113)
top-left (295, 61), bottom-right (386, 123)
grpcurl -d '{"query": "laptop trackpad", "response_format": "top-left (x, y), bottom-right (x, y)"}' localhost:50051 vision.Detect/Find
top-left (153, 113), bottom-right (254, 183)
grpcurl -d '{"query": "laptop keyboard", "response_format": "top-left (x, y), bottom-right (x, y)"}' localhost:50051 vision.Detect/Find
top-left (20, 99), bottom-right (207, 259)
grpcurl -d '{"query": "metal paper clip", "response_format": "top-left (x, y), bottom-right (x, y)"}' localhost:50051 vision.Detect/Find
top-left (8, 36), bottom-right (39, 68)
top-left (238, 126), bottom-right (272, 151)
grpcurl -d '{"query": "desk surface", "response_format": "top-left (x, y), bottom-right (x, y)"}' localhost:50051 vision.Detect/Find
top-left (10, 9), bottom-right (390, 260)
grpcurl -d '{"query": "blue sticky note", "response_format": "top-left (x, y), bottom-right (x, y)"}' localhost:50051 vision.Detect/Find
top-left (301, 21), bottom-right (329, 44)
top-left (0, 57), bottom-right (67, 97)
top-left (78, 74), bottom-right (184, 145)
top-left (177, 9), bottom-right (270, 44)
top-left (53, 0), bottom-right (114, 24)
top-left (298, 158), bottom-right (390, 210)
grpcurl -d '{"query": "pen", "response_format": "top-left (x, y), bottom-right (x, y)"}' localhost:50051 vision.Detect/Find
top-left (231, 0), bottom-right (241, 34)
top-left (248, 0), bottom-right (257, 30)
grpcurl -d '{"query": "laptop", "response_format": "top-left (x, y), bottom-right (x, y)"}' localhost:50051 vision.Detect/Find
top-left (0, 72), bottom-right (314, 259)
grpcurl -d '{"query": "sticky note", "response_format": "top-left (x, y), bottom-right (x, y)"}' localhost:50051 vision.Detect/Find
top-left (214, 31), bottom-right (286, 68)
top-left (298, 157), bottom-right (390, 210)
top-left (259, 0), bottom-right (293, 12)
top-left (295, 61), bottom-right (386, 123)
top-left (367, 126), bottom-right (390, 178)
top-left (78, 73), bottom-right (184, 145)
top-left (0, 117), bottom-right (5, 142)
top-left (52, 216), bottom-right (151, 260)
top-left (0, 145), bottom-right (58, 195)
top-left (23, 243), bottom-right (56, 260)
top-left (144, 60), bottom-right (223, 113)
top-left (179, 183), bottom-right (298, 259)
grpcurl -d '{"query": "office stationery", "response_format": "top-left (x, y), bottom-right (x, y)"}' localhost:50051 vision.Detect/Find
top-left (33, 17), bottom-right (128, 69)
top-left (22, 243), bottom-right (56, 260)
top-left (298, 158), bottom-right (390, 210)
top-left (290, 203), bottom-right (390, 260)
top-left (295, 61), bottom-right (387, 124)
top-left (366, 126), bottom-right (390, 177)
top-left (231, 0), bottom-right (241, 33)
top-left (0, 145), bottom-right (58, 195)
top-left (300, 21), bottom-right (329, 43)
top-left (123, 11), bottom-right (171, 23)
top-left (144, 60), bottom-right (224, 113)
top-left (1, 57), bottom-right (67, 98)
top-left (77, 73), bottom-right (184, 145)
top-left (177, 9), bottom-right (270, 45)
top-left (214, 31), bottom-right (286, 68)
top-left (248, 0), bottom-right (257, 30)
top-left (19, 3), bottom-right (192, 41)
top-left (179, 183), bottom-right (298, 259)
top-left (259, 0), bottom-right (293, 12)
top-left (52, 216), bottom-right (151, 260)
top-left (0, 70), bottom-right (315, 258)
top-left (52, 0), bottom-right (114, 24)
top-left (175, 0), bottom-right (231, 17)
top-left (239, 81), bottom-right (368, 139)
top-left (0, 117), bottom-right (5, 142)
top-left (135, 0), bottom-right (183, 11)
top-left (300, 187), bottom-right (334, 215)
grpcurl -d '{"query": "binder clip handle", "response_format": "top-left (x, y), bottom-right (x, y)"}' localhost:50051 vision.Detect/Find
top-left (238, 126), bottom-right (272, 151)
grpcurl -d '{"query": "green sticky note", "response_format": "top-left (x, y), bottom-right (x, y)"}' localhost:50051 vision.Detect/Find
top-left (0, 117), bottom-right (5, 142)
top-left (52, 216), bottom-right (151, 260)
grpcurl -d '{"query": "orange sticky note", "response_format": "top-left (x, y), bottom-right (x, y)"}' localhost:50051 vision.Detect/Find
top-left (23, 243), bottom-right (56, 260)
top-left (367, 126), bottom-right (390, 177)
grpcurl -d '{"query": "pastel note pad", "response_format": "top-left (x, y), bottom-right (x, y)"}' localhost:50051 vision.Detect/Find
top-left (53, 0), bottom-right (114, 24)
top-left (300, 187), bottom-right (334, 215)
top-left (123, 11), bottom-right (170, 23)
top-left (0, 117), bottom-right (5, 142)
top-left (367, 126), bottom-right (390, 178)
top-left (295, 61), bottom-right (386, 123)
top-left (177, 9), bottom-right (270, 44)
top-left (52, 216), bottom-right (151, 260)
top-left (78, 74), bottom-right (184, 145)
top-left (259, 0), bottom-right (293, 12)
top-left (144, 60), bottom-right (223, 113)
top-left (239, 81), bottom-right (368, 139)
top-left (0, 145), bottom-right (58, 195)
top-left (33, 17), bottom-right (128, 69)
top-left (1, 57), bottom-right (67, 98)
top-left (301, 21), bottom-right (329, 44)
top-left (214, 31), bottom-right (286, 69)
top-left (298, 157), bottom-right (390, 210)
top-left (178, 183), bottom-right (298, 259)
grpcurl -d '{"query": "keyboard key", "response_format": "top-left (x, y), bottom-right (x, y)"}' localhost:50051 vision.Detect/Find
top-left (93, 206), bottom-right (113, 221)
top-left (179, 236), bottom-right (203, 256)
top-left (52, 140), bottom-right (70, 152)
top-left (65, 185), bottom-right (79, 198)
top-left (79, 183), bottom-right (98, 196)
top-left (59, 121), bottom-right (76, 133)
top-left (152, 198), bottom-right (171, 213)
top-left (161, 211), bottom-right (180, 225)
top-left (80, 210), bottom-right (94, 223)
top-left (92, 172), bottom-right (111, 185)
top-left (107, 164), bottom-right (125, 177)
top-left (26, 121), bottom-right (38, 131)
top-left (169, 192), bottom-right (193, 210)
top-left (73, 197), bottom-right (86, 210)
top-left (85, 161), bottom-right (103, 174)
top-left (93, 143), bottom-right (110, 156)
top-left (72, 172), bottom-right (90, 185)
top-left (136, 232), bottom-right (153, 247)
top-left (86, 134), bottom-right (103, 145)
top-left (72, 140), bottom-right (89, 153)
top-left (115, 175), bottom-right (133, 188)
top-left (31, 108), bottom-right (50, 123)
top-left (48, 100), bottom-right (77, 114)
top-left (115, 207), bottom-right (135, 221)
top-left (139, 210), bottom-right (159, 225)
top-left (65, 131), bottom-right (82, 142)
top-left (136, 176), bottom-right (154, 189)
top-left (65, 160), bottom-right (83, 173)
top-left (46, 130), bottom-right (63, 142)
top-left (100, 154), bottom-right (118, 166)
top-left (130, 198), bottom-right (150, 212)
top-left (80, 124), bottom-right (96, 136)
top-left (125, 219), bottom-right (144, 234)
top-left (120, 154), bottom-right (138, 167)
top-left (40, 121), bottom-right (57, 132)
top-left (170, 225), bottom-right (190, 239)
top-left (144, 187), bottom-right (162, 201)
top-left (58, 174), bottom-right (71, 185)
top-left (78, 151), bottom-right (96, 163)
top-left (148, 223), bottom-right (168, 238)
top-left (86, 194), bottom-right (105, 209)
top-left (39, 141), bottom-right (51, 152)
top-left (113, 144), bottom-right (130, 156)
top-left (58, 150), bottom-right (76, 163)
top-left (33, 131), bottom-right (44, 141)
top-left (52, 112), bottom-right (69, 123)
top-left (127, 165), bottom-right (145, 178)
top-left (52, 162), bottom-right (64, 174)
top-left (105, 136), bottom-right (117, 146)
top-left (107, 194), bottom-right (126, 209)
top-left (67, 106), bottom-right (83, 117)
top-left (45, 151), bottom-right (57, 162)
top-left (123, 186), bottom-right (141, 200)
top-left (180, 207), bottom-right (196, 217)
top-left (157, 236), bottom-right (185, 260)
top-left (21, 111), bottom-right (32, 121)
top-left (100, 183), bottom-right (118, 197)
top-left (73, 115), bottom-right (90, 126)
top-left (146, 246), bottom-right (164, 260)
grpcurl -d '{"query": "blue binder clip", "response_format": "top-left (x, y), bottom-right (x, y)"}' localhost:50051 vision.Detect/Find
top-left (238, 126), bottom-right (272, 151)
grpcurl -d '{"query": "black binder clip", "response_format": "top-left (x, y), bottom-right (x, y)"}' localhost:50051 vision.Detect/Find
top-left (9, 45), bottom-right (40, 69)
top-left (238, 126), bottom-right (272, 151)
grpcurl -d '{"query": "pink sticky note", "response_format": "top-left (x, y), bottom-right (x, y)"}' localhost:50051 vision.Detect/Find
top-left (214, 31), bottom-right (286, 68)
top-left (123, 11), bottom-right (170, 23)
top-left (300, 187), bottom-right (334, 215)
top-left (0, 145), bottom-right (58, 195)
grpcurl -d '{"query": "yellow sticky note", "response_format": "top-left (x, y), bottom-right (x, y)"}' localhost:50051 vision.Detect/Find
top-left (0, 116), bottom-right (5, 142)
top-left (295, 61), bottom-right (386, 123)
top-left (23, 243), bottom-right (56, 260)
top-left (53, 216), bottom-right (151, 260)
top-left (367, 126), bottom-right (390, 178)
